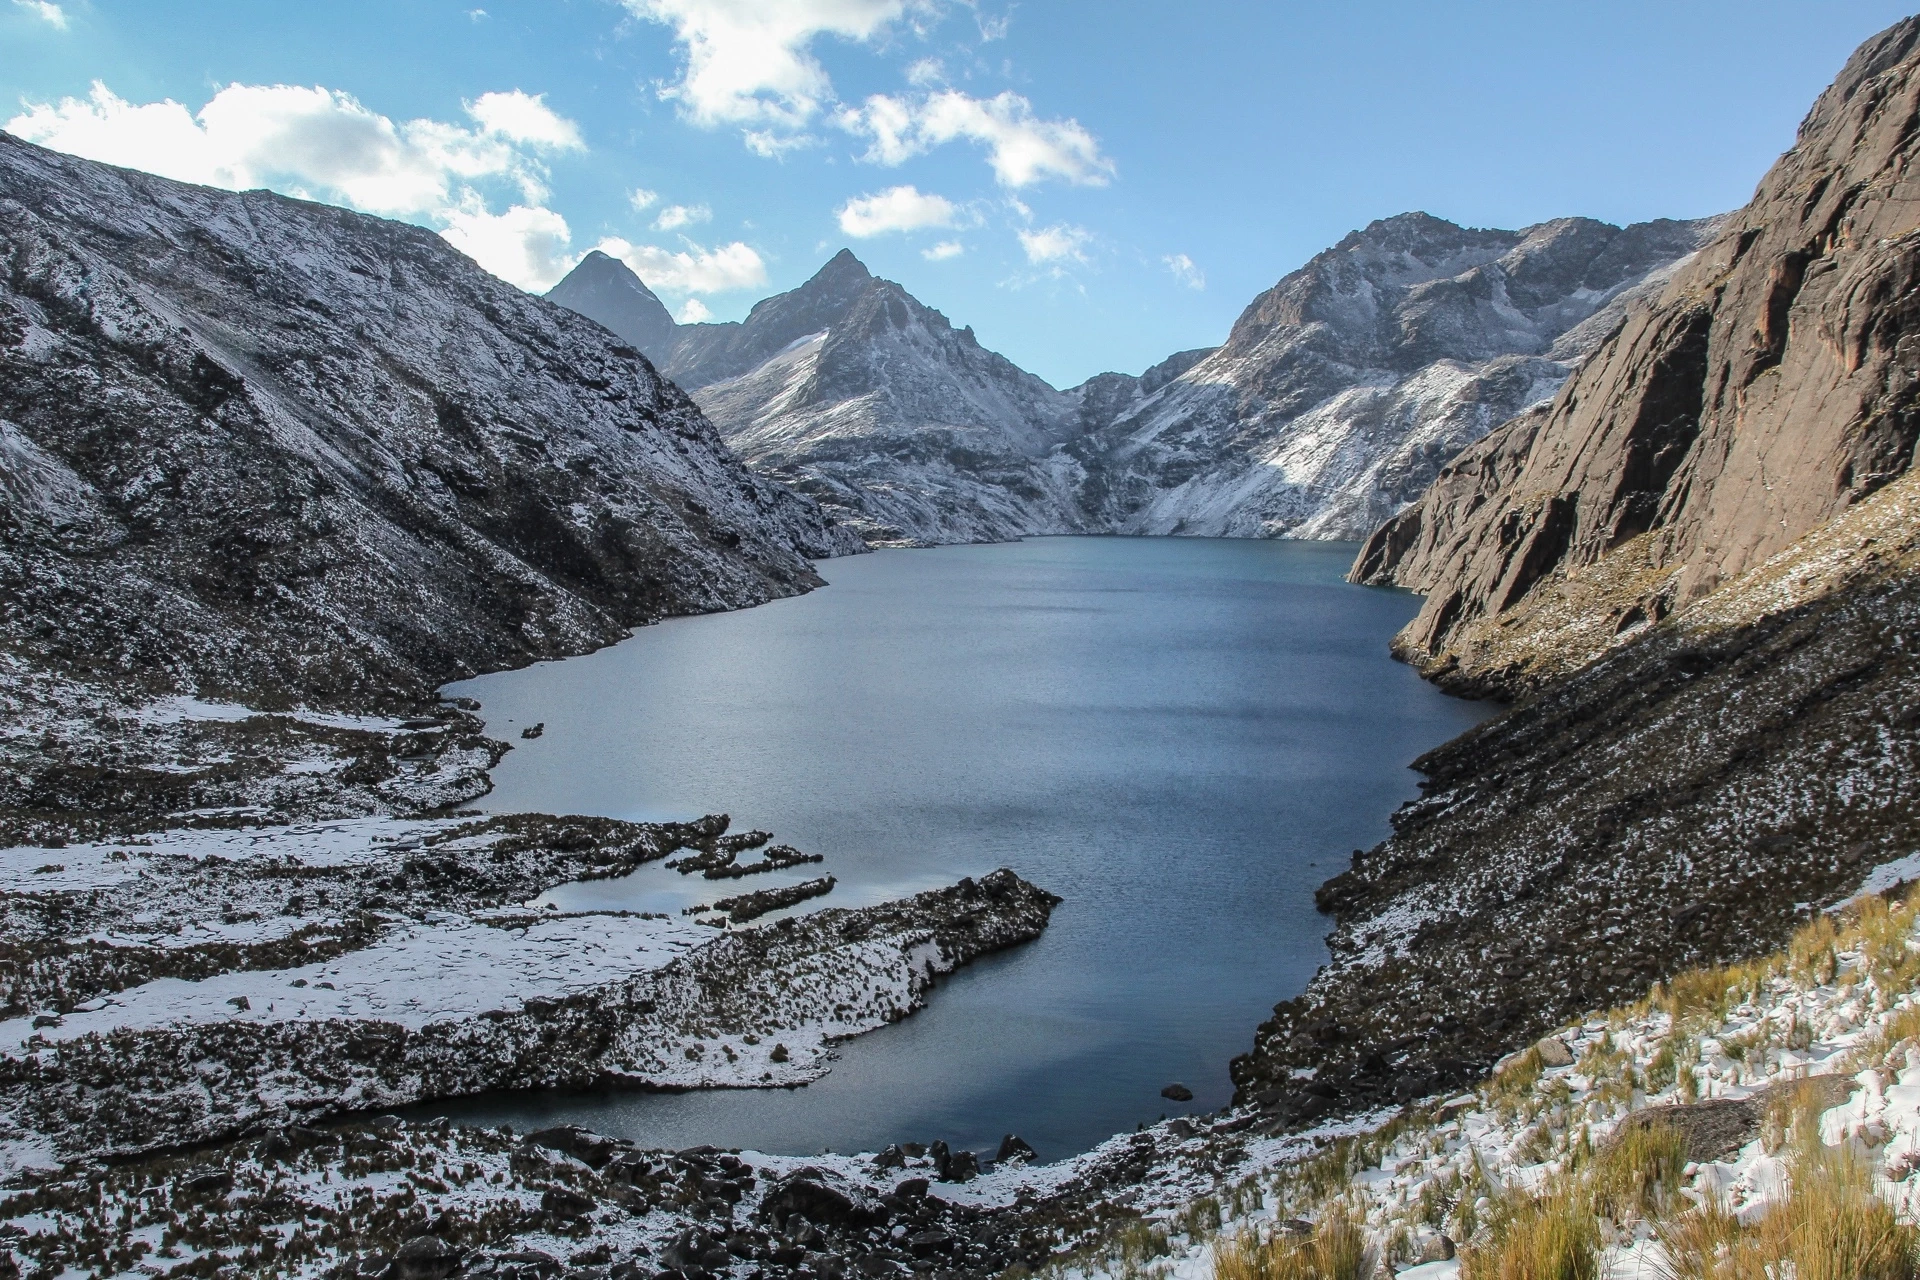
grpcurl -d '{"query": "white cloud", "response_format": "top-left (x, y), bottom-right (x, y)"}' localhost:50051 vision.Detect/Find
top-left (629, 187), bottom-right (660, 210)
top-left (653, 202), bottom-right (711, 231)
top-left (922, 240), bottom-right (963, 261)
top-left (840, 89), bottom-right (1112, 187)
top-left (905, 57), bottom-right (945, 87)
top-left (676, 297), bottom-right (714, 323)
top-left (467, 7), bottom-right (487, 19)
top-left (742, 128), bottom-right (816, 158)
top-left (625, 0), bottom-right (913, 132)
top-left (1164, 253), bottom-right (1204, 290)
top-left (443, 204), bottom-right (577, 290)
top-left (836, 184), bottom-right (956, 237)
top-left (4, 80), bottom-right (588, 291)
top-left (465, 90), bottom-right (583, 150)
top-left (594, 236), bottom-right (769, 294)
top-left (13, 0), bottom-right (66, 29)
top-left (1018, 223), bottom-right (1090, 265)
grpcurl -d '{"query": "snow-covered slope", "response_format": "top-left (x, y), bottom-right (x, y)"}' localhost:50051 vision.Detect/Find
top-left (0, 133), bottom-right (859, 712)
top-left (675, 251), bottom-right (1093, 546)
top-left (1083, 213), bottom-right (1721, 540)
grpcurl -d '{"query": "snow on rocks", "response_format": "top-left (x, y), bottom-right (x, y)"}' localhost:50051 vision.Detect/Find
top-left (0, 860), bottom-right (1057, 1164)
top-left (1041, 889), bottom-right (1920, 1279)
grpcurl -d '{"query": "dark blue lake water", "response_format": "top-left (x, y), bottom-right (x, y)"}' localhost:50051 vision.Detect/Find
top-left (433, 537), bottom-right (1487, 1161)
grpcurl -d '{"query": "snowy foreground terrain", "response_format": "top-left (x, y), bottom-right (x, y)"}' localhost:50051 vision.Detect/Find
top-left (11, 845), bottom-right (1920, 1276)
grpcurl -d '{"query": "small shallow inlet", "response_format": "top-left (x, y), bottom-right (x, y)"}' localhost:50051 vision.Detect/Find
top-left (425, 536), bottom-right (1490, 1161)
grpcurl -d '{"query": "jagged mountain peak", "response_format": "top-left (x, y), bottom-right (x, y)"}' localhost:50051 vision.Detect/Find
top-left (1330, 211), bottom-right (1518, 262)
top-left (545, 250), bottom-right (677, 362)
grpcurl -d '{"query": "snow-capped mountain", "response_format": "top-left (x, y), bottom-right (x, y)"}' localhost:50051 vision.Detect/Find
top-left (0, 132), bottom-right (857, 710)
top-left (585, 250), bottom-right (1093, 545)
top-left (1081, 213), bottom-right (1722, 540)
top-left (548, 219), bottom-right (1715, 548)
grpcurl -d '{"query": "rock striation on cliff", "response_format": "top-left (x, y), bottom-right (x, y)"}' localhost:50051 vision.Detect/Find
top-left (0, 133), bottom-right (857, 715)
top-left (1354, 17), bottom-right (1920, 696)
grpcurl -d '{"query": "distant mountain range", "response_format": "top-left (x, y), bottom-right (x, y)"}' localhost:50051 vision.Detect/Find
top-left (550, 213), bottom-right (1720, 546)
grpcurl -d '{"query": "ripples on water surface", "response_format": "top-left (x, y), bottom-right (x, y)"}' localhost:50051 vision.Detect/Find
top-left (433, 537), bottom-right (1488, 1160)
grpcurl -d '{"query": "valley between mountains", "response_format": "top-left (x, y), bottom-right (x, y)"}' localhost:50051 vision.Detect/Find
top-left (4, 13), bottom-right (1920, 1280)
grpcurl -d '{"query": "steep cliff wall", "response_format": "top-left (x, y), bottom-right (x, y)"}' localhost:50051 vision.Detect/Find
top-left (1355, 17), bottom-right (1920, 696)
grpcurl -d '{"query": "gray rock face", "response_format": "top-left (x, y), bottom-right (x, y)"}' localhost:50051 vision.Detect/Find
top-left (1352, 16), bottom-right (1920, 697)
top-left (549, 223), bottom-right (1711, 548)
top-left (0, 132), bottom-right (858, 710)
top-left (1080, 213), bottom-right (1720, 540)
top-left (545, 249), bottom-right (679, 359)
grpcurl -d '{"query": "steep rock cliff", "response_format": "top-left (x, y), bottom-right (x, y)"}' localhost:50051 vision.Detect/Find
top-left (1355, 18), bottom-right (1920, 696)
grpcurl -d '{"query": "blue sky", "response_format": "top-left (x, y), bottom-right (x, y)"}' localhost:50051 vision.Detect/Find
top-left (2, 0), bottom-right (1913, 386)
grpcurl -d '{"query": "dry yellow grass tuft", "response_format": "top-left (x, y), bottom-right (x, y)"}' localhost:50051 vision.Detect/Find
top-left (1658, 1141), bottom-right (1919, 1280)
top-left (1211, 1205), bottom-right (1369, 1280)
top-left (1461, 1181), bottom-right (1598, 1280)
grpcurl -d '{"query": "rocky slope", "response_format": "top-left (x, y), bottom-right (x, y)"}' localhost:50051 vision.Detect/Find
top-left (1236, 462), bottom-right (1920, 1120)
top-left (1224, 16), bottom-right (1920, 1128)
top-left (551, 221), bottom-right (1711, 548)
top-left (1354, 16), bottom-right (1920, 696)
top-left (1083, 213), bottom-right (1719, 541)
top-left (0, 132), bottom-right (857, 721)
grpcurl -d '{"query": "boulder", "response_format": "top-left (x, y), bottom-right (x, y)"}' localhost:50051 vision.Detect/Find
top-left (1535, 1037), bottom-right (1574, 1068)
top-left (660, 1228), bottom-right (732, 1274)
top-left (759, 1170), bottom-right (887, 1230)
top-left (525, 1125), bottom-right (621, 1169)
top-left (539, 1187), bottom-right (596, 1221)
top-left (994, 1134), bottom-right (1036, 1164)
top-left (391, 1235), bottom-right (462, 1280)
top-left (1160, 1083), bottom-right (1194, 1102)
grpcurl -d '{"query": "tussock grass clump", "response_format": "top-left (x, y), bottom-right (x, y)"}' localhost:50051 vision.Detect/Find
top-left (1657, 1141), bottom-right (1920, 1280)
top-left (1856, 1001), bottom-right (1920, 1073)
top-left (1175, 1195), bottom-right (1222, 1240)
top-left (1268, 1139), bottom-right (1360, 1218)
top-left (1460, 1182), bottom-right (1598, 1280)
top-left (1585, 1119), bottom-right (1685, 1224)
top-left (1211, 1205), bottom-right (1368, 1280)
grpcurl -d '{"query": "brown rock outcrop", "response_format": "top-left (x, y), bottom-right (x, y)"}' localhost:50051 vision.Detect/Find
top-left (1354, 17), bottom-right (1920, 696)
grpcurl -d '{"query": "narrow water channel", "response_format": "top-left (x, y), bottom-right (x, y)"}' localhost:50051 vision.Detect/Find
top-left (427, 537), bottom-right (1488, 1160)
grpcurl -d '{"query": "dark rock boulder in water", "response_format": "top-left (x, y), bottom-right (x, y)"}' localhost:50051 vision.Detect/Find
top-left (1160, 1083), bottom-right (1194, 1102)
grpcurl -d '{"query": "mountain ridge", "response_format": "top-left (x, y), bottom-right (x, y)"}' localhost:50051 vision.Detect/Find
top-left (551, 213), bottom-right (1717, 547)
top-left (0, 130), bottom-right (858, 713)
